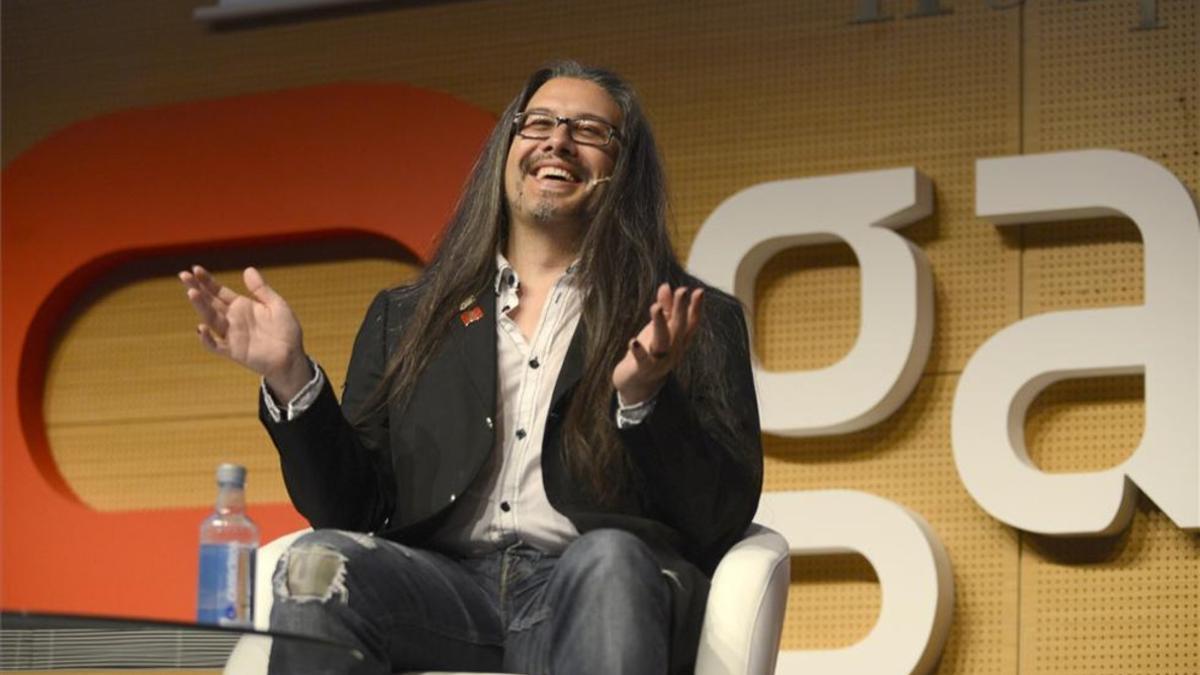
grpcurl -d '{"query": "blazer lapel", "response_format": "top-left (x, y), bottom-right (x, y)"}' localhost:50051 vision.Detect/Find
top-left (453, 285), bottom-right (498, 413)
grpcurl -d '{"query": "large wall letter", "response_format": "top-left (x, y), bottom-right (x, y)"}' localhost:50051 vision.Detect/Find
top-left (756, 490), bottom-right (955, 675)
top-left (689, 168), bottom-right (934, 436)
top-left (954, 150), bottom-right (1199, 535)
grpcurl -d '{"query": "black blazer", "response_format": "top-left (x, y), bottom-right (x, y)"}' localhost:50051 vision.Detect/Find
top-left (261, 279), bottom-right (763, 672)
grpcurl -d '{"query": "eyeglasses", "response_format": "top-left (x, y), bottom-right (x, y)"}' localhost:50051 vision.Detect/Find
top-left (513, 111), bottom-right (622, 147)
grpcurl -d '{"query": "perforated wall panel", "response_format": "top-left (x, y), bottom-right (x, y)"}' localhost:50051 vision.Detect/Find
top-left (44, 258), bottom-right (420, 509)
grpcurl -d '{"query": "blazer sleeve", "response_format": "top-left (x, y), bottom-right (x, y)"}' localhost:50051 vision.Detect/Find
top-left (617, 292), bottom-right (763, 567)
top-left (259, 289), bottom-right (396, 533)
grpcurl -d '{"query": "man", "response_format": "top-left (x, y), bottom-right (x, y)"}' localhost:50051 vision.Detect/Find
top-left (180, 60), bottom-right (762, 675)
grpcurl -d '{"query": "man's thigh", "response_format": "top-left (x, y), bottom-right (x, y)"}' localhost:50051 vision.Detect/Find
top-left (270, 529), bottom-right (505, 673)
top-left (503, 530), bottom-right (671, 675)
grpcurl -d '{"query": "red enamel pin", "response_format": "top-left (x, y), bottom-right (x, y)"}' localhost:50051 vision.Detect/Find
top-left (459, 295), bottom-right (483, 326)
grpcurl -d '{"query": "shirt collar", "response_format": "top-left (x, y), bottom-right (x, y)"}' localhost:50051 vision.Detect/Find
top-left (493, 251), bottom-right (581, 295)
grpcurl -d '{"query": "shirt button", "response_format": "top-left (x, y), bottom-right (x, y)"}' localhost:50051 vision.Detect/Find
top-left (515, 429), bottom-right (527, 440)
top-left (529, 357), bottom-right (540, 369)
top-left (485, 417), bottom-right (494, 429)
top-left (500, 501), bottom-right (511, 512)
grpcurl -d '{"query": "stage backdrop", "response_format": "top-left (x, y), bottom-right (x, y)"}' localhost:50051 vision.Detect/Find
top-left (3, 1), bottom-right (1197, 673)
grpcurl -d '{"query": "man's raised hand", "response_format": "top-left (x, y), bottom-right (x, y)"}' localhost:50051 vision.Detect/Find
top-left (611, 283), bottom-right (704, 406)
top-left (178, 265), bottom-right (312, 401)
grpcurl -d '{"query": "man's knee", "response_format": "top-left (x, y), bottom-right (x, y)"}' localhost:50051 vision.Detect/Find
top-left (558, 529), bottom-right (661, 585)
top-left (274, 530), bottom-right (379, 603)
top-left (545, 529), bottom-right (671, 659)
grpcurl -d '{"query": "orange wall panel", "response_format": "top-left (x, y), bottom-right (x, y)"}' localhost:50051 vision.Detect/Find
top-left (1, 83), bottom-right (494, 619)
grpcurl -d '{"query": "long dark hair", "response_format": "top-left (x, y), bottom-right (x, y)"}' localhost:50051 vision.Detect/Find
top-left (361, 60), bottom-right (748, 504)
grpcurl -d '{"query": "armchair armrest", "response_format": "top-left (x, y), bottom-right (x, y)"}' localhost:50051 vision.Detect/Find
top-left (695, 523), bottom-right (790, 675)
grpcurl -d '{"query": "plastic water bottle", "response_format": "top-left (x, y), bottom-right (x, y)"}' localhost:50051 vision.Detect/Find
top-left (197, 463), bottom-right (259, 627)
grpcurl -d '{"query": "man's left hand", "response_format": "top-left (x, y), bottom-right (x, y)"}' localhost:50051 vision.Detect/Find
top-left (612, 283), bottom-right (704, 406)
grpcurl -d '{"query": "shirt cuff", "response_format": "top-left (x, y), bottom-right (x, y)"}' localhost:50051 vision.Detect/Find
top-left (615, 391), bottom-right (657, 429)
top-left (261, 359), bottom-right (324, 423)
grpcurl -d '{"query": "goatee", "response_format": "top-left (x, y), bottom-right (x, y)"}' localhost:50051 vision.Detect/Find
top-left (531, 198), bottom-right (560, 223)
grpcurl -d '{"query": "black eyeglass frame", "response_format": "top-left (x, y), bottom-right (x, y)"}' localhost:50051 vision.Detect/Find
top-left (512, 111), bottom-right (623, 147)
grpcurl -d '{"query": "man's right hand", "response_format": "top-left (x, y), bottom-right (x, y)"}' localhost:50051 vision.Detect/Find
top-left (179, 265), bottom-right (312, 402)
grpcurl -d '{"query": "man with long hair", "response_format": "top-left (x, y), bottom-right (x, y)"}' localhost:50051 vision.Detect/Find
top-left (180, 60), bottom-right (762, 674)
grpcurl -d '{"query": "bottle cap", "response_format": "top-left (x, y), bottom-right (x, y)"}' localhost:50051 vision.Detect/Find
top-left (215, 463), bottom-right (246, 487)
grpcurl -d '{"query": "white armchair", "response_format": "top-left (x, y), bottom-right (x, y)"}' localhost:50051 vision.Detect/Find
top-left (225, 524), bottom-right (789, 675)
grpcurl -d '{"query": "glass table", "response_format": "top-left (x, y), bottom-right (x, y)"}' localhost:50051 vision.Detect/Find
top-left (0, 611), bottom-right (364, 673)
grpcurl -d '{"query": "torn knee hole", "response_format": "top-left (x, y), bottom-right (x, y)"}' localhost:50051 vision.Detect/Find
top-left (277, 545), bottom-right (350, 604)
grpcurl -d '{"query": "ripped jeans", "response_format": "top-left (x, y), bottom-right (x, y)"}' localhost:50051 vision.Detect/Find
top-left (268, 528), bottom-right (672, 675)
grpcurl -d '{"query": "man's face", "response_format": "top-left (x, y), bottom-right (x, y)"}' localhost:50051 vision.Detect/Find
top-left (504, 77), bottom-right (622, 230)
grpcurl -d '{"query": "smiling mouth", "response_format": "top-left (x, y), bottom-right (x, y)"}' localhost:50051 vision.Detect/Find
top-left (531, 165), bottom-right (582, 183)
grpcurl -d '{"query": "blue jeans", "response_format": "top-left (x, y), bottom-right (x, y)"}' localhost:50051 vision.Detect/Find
top-left (268, 528), bottom-right (672, 674)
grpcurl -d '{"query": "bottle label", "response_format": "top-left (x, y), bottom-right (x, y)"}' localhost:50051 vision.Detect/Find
top-left (197, 543), bottom-right (255, 627)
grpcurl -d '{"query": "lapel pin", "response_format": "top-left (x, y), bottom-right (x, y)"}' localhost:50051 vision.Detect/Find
top-left (459, 304), bottom-right (484, 327)
top-left (458, 295), bottom-right (476, 311)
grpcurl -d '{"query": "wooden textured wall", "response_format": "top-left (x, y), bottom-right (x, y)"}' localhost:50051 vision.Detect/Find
top-left (4, 0), bottom-right (1197, 672)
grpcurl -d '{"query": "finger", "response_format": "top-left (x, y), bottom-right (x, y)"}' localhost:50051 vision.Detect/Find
top-left (196, 324), bottom-right (229, 357)
top-left (178, 271), bottom-right (212, 306)
top-left (179, 270), bottom-right (214, 301)
top-left (669, 286), bottom-right (689, 338)
top-left (629, 338), bottom-right (652, 368)
top-left (650, 304), bottom-right (670, 356)
top-left (186, 287), bottom-right (229, 335)
top-left (193, 265), bottom-right (239, 306)
top-left (656, 283), bottom-right (672, 317)
top-left (683, 288), bottom-right (705, 342)
top-left (243, 266), bottom-right (284, 307)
